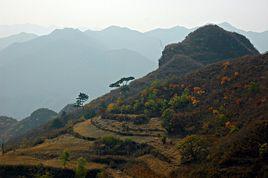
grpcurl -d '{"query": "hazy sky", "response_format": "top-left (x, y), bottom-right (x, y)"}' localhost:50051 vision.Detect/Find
top-left (1, 0), bottom-right (268, 32)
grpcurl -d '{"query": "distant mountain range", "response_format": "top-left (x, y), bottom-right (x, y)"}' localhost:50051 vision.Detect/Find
top-left (0, 24), bottom-right (56, 38)
top-left (0, 22), bottom-right (266, 118)
top-left (85, 26), bottom-right (163, 61)
top-left (0, 22), bottom-right (267, 58)
top-left (0, 28), bottom-right (155, 118)
top-left (145, 22), bottom-right (268, 54)
top-left (0, 32), bottom-right (37, 51)
top-left (218, 22), bottom-right (268, 53)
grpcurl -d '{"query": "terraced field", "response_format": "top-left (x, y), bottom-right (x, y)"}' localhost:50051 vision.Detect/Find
top-left (72, 116), bottom-right (181, 175)
top-left (1, 116), bottom-right (181, 177)
top-left (0, 134), bottom-right (105, 172)
top-left (8, 134), bottom-right (94, 159)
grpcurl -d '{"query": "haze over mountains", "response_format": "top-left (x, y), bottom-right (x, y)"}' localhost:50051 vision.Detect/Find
top-left (1, 24), bottom-right (266, 178)
top-left (0, 108), bottom-right (57, 141)
top-left (0, 33), bottom-right (38, 51)
top-left (0, 28), bottom-right (155, 119)
top-left (0, 24), bottom-right (56, 38)
top-left (0, 22), bottom-right (267, 119)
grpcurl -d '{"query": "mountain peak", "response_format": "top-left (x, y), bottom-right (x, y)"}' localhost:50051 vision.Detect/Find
top-left (185, 24), bottom-right (225, 38)
top-left (29, 108), bottom-right (57, 118)
top-left (102, 25), bottom-right (141, 35)
top-left (219, 22), bottom-right (234, 27)
top-left (50, 28), bottom-right (83, 36)
top-left (159, 24), bottom-right (259, 66)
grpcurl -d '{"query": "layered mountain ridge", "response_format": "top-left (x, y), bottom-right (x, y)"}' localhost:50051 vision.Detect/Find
top-left (1, 24), bottom-right (267, 178)
top-left (7, 25), bottom-right (260, 147)
top-left (0, 108), bottom-right (57, 141)
top-left (0, 28), bottom-right (155, 118)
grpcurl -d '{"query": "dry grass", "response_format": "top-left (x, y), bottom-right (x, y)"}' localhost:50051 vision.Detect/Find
top-left (123, 161), bottom-right (164, 178)
top-left (0, 155), bottom-right (104, 170)
top-left (1, 134), bottom-right (105, 170)
top-left (1, 119), bottom-right (179, 176)
top-left (73, 119), bottom-right (117, 138)
top-left (73, 118), bottom-right (158, 143)
top-left (138, 155), bottom-right (174, 177)
top-left (8, 134), bottom-right (93, 157)
top-left (104, 168), bottom-right (132, 178)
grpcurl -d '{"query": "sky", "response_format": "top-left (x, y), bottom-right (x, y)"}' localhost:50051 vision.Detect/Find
top-left (1, 0), bottom-right (268, 32)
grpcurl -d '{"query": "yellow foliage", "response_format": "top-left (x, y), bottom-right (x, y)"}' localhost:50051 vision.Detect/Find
top-left (116, 98), bottom-right (124, 105)
top-left (212, 109), bottom-right (219, 115)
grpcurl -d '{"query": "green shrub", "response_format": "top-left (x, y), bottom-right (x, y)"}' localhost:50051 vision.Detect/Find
top-left (121, 105), bottom-right (132, 114)
top-left (132, 100), bottom-right (144, 113)
top-left (144, 99), bottom-right (159, 116)
top-left (96, 137), bottom-right (150, 156)
top-left (177, 135), bottom-right (209, 164)
top-left (75, 157), bottom-right (88, 178)
top-left (229, 125), bottom-right (239, 134)
top-left (59, 150), bottom-right (70, 168)
top-left (161, 108), bottom-right (175, 133)
top-left (217, 114), bottom-right (228, 122)
top-left (161, 135), bottom-right (167, 144)
top-left (96, 170), bottom-right (108, 178)
top-left (248, 81), bottom-right (259, 94)
top-left (169, 89), bottom-right (190, 111)
top-left (101, 136), bottom-right (121, 147)
top-left (144, 99), bottom-right (164, 117)
top-left (259, 143), bottom-right (268, 159)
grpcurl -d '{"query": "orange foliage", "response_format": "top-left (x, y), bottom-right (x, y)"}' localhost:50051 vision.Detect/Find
top-left (221, 76), bottom-right (231, 85)
top-left (234, 71), bottom-right (239, 78)
top-left (189, 96), bottom-right (200, 105)
top-left (223, 61), bottom-right (230, 70)
top-left (107, 103), bottom-right (116, 112)
top-left (223, 95), bottom-right (229, 100)
top-left (193, 87), bottom-right (205, 95)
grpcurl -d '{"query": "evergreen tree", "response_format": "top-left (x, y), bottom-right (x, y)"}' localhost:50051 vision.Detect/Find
top-left (75, 93), bottom-right (89, 107)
